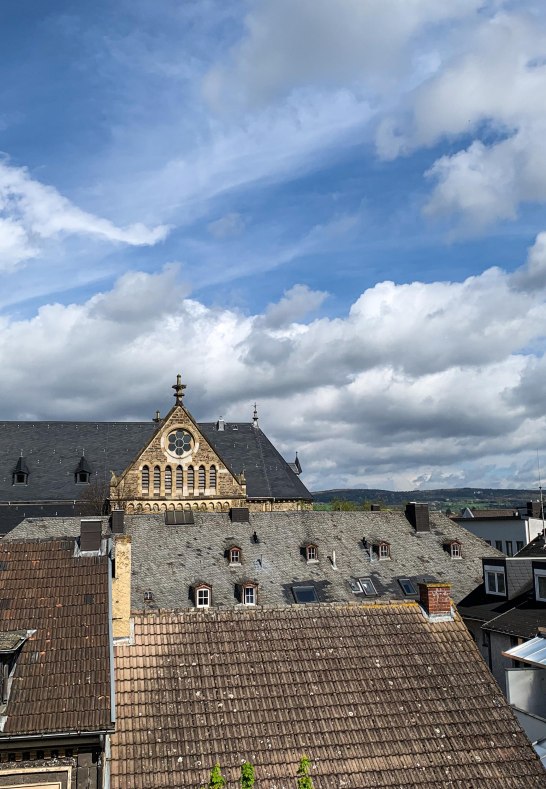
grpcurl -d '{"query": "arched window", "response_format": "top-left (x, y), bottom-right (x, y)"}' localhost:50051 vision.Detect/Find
top-left (141, 465), bottom-right (149, 494)
top-left (198, 465), bottom-right (206, 491)
top-left (187, 465), bottom-right (194, 491)
top-left (209, 465), bottom-right (217, 491)
top-left (176, 465), bottom-right (183, 492)
top-left (165, 466), bottom-right (172, 494)
top-left (153, 465), bottom-right (161, 494)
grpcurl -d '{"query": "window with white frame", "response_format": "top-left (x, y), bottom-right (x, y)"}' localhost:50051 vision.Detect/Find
top-left (243, 584), bottom-right (257, 605)
top-left (378, 542), bottom-right (390, 560)
top-left (534, 568), bottom-right (546, 602)
top-left (196, 587), bottom-right (210, 608)
top-left (305, 544), bottom-right (318, 562)
top-left (229, 547), bottom-right (241, 565)
top-left (484, 565), bottom-right (506, 596)
top-left (450, 541), bottom-right (462, 559)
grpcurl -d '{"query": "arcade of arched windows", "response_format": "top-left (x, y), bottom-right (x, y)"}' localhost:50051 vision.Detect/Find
top-left (127, 500), bottom-right (231, 513)
top-left (140, 463), bottom-right (219, 497)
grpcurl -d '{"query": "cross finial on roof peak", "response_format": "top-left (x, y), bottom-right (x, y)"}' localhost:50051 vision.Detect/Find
top-left (172, 373), bottom-right (187, 404)
top-left (252, 402), bottom-right (259, 428)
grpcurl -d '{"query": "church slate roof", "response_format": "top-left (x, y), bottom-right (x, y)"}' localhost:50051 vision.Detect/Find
top-left (8, 510), bottom-right (500, 608)
top-left (110, 604), bottom-right (546, 788)
top-left (0, 420), bottom-right (310, 510)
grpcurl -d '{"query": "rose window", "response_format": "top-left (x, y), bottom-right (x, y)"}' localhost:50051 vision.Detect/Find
top-left (167, 430), bottom-right (193, 457)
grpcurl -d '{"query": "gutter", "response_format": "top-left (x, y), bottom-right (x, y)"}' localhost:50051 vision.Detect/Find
top-left (107, 538), bottom-right (116, 727)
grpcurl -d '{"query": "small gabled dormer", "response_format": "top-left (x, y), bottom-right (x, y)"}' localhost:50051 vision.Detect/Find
top-left (304, 543), bottom-right (318, 563)
top-left (377, 541), bottom-right (391, 560)
top-left (446, 539), bottom-right (462, 559)
top-left (12, 456), bottom-right (29, 485)
top-left (238, 581), bottom-right (258, 605)
top-left (533, 562), bottom-right (546, 602)
top-left (227, 545), bottom-right (242, 566)
top-left (191, 582), bottom-right (212, 608)
top-left (74, 454), bottom-right (92, 484)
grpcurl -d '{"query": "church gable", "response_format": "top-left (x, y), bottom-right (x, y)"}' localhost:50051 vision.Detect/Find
top-left (111, 377), bottom-right (245, 511)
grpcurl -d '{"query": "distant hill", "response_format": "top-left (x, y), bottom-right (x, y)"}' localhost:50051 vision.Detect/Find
top-left (312, 487), bottom-right (540, 511)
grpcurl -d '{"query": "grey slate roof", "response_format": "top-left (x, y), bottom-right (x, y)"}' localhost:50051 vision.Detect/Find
top-left (0, 420), bottom-right (310, 520)
top-left (8, 510), bottom-right (501, 608)
top-left (515, 534), bottom-right (546, 558)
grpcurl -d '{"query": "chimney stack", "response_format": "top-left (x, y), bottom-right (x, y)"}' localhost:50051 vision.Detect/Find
top-left (110, 509), bottom-right (125, 534)
top-left (80, 519), bottom-right (102, 552)
top-left (405, 502), bottom-right (430, 532)
top-left (418, 582), bottom-right (452, 619)
top-left (527, 501), bottom-right (542, 519)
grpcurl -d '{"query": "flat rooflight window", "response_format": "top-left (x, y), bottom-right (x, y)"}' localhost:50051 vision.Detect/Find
top-left (348, 578), bottom-right (362, 594)
top-left (359, 577), bottom-right (378, 596)
top-left (398, 578), bottom-right (417, 596)
top-left (292, 585), bottom-right (318, 604)
top-left (534, 569), bottom-right (546, 602)
top-left (484, 565), bottom-right (506, 596)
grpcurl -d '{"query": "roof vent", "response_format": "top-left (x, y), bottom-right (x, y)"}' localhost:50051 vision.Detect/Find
top-left (217, 417), bottom-right (225, 431)
top-left (110, 509), bottom-right (125, 534)
top-left (230, 507), bottom-right (249, 523)
top-left (405, 502), bottom-right (430, 532)
top-left (80, 519), bottom-right (102, 552)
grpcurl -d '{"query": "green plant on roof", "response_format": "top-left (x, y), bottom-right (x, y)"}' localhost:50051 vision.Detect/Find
top-left (240, 760), bottom-right (255, 788)
top-left (297, 755), bottom-right (314, 789)
top-left (201, 763), bottom-right (226, 789)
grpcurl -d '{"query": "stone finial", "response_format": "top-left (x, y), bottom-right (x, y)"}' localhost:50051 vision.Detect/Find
top-left (172, 373), bottom-right (187, 404)
top-left (252, 403), bottom-right (259, 428)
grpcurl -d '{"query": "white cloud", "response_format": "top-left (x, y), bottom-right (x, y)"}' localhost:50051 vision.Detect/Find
top-left (3, 237), bottom-right (546, 489)
top-left (0, 160), bottom-right (170, 270)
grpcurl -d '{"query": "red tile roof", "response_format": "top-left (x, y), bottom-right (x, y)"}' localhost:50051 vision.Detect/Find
top-left (111, 604), bottom-right (544, 788)
top-left (0, 538), bottom-right (112, 736)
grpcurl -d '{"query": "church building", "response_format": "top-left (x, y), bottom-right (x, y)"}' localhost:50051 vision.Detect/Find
top-left (0, 375), bottom-right (312, 533)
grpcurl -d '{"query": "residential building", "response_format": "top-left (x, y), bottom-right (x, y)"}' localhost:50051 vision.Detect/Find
top-left (452, 503), bottom-right (545, 556)
top-left (0, 528), bottom-right (114, 788)
top-left (503, 628), bottom-right (546, 767)
top-left (458, 534), bottom-right (546, 694)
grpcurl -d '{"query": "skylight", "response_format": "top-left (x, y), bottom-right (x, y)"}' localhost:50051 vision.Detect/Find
top-left (292, 585), bottom-right (318, 604)
top-left (359, 578), bottom-right (378, 596)
top-left (503, 636), bottom-right (546, 667)
top-left (398, 578), bottom-right (417, 596)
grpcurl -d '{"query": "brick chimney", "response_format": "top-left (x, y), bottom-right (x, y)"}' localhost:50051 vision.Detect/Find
top-left (405, 503), bottom-right (430, 532)
top-left (418, 582), bottom-right (452, 620)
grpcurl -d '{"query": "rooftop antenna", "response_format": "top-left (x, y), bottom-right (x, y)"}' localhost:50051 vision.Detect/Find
top-left (538, 450), bottom-right (545, 541)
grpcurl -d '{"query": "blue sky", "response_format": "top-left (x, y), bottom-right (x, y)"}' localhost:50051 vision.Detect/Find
top-left (2, 0), bottom-right (546, 491)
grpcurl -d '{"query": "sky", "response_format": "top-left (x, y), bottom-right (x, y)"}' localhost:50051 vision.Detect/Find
top-left (1, 0), bottom-right (546, 492)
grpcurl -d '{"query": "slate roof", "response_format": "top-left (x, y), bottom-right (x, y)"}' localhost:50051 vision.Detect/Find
top-left (110, 604), bottom-right (545, 789)
top-left (7, 510), bottom-right (500, 607)
top-left (515, 534), bottom-right (546, 558)
top-left (0, 420), bottom-right (310, 507)
top-left (0, 538), bottom-right (113, 736)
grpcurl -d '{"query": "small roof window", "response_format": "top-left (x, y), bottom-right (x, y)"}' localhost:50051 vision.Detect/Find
top-left (193, 583), bottom-right (212, 608)
top-left (398, 578), bottom-right (418, 596)
top-left (378, 541), bottom-right (390, 560)
top-left (228, 546), bottom-right (242, 565)
top-left (292, 585), bottom-right (318, 604)
top-left (359, 577), bottom-right (378, 596)
top-left (241, 582), bottom-right (258, 606)
top-left (305, 543), bottom-right (318, 562)
top-left (484, 564), bottom-right (506, 596)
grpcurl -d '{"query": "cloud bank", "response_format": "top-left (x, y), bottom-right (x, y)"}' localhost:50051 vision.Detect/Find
top-left (2, 236), bottom-right (546, 491)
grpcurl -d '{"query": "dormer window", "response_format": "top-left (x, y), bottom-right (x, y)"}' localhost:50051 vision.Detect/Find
top-left (74, 455), bottom-right (92, 485)
top-left (378, 542), bottom-right (390, 560)
top-left (0, 630), bottom-right (29, 710)
top-left (194, 584), bottom-right (211, 608)
top-left (450, 540), bottom-right (462, 559)
top-left (484, 564), bottom-right (506, 596)
top-left (229, 546), bottom-right (241, 565)
top-left (305, 544), bottom-right (318, 563)
top-left (12, 456), bottom-right (30, 485)
top-left (242, 582), bottom-right (258, 605)
top-left (534, 567), bottom-right (546, 602)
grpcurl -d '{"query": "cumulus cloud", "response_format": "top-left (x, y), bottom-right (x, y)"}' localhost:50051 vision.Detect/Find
top-left (511, 232), bottom-right (546, 292)
top-left (3, 239), bottom-right (546, 490)
top-left (203, 0), bottom-right (481, 109)
top-left (0, 160), bottom-right (170, 270)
